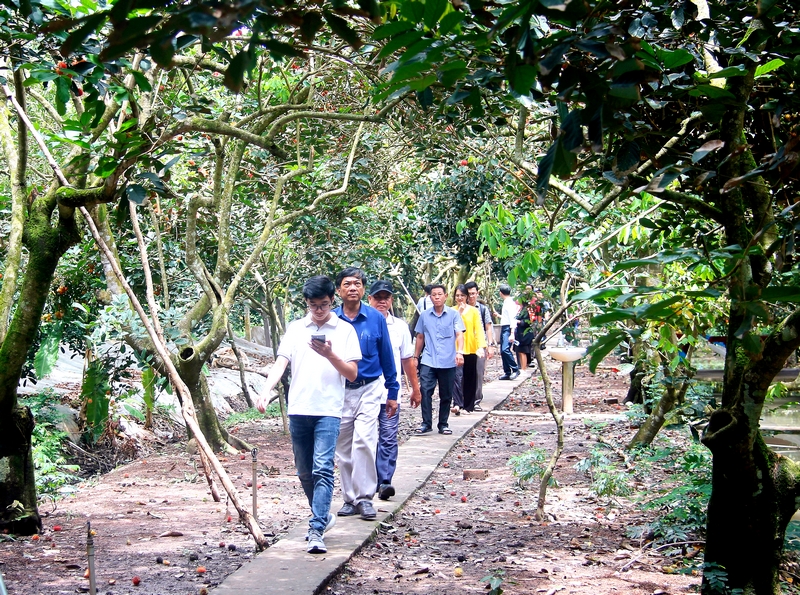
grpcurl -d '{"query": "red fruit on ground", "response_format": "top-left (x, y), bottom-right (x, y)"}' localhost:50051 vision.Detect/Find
top-left (450, 491), bottom-right (457, 496)
top-left (196, 566), bottom-right (207, 573)
top-left (461, 496), bottom-right (467, 503)
top-left (240, 455), bottom-right (246, 460)
top-left (53, 525), bottom-right (62, 531)
top-left (226, 515), bottom-right (232, 522)
top-left (460, 159), bottom-right (468, 166)
top-left (132, 576), bottom-right (141, 586)
top-left (219, 541), bottom-right (225, 548)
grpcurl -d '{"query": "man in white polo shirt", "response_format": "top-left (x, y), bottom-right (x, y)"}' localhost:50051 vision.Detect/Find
top-left (367, 280), bottom-right (422, 500)
top-left (257, 275), bottom-right (361, 555)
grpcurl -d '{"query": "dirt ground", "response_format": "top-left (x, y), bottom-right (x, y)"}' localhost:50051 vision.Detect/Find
top-left (1, 356), bottom-right (702, 595)
top-left (326, 357), bottom-right (701, 595)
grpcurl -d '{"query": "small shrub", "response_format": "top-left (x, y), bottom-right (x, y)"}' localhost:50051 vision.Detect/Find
top-left (21, 391), bottom-right (80, 498)
top-left (574, 446), bottom-right (633, 498)
top-left (631, 441), bottom-right (712, 545)
top-left (508, 446), bottom-right (557, 486)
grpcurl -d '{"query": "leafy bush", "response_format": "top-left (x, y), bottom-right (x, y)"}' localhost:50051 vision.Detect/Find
top-left (21, 391), bottom-right (80, 498)
top-left (508, 445), bottom-right (557, 486)
top-left (574, 446), bottom-right (633, 498)
top-left (631, 441), bottom-right (712, 545)
top-left (223, 404), bottom-right (281, 427)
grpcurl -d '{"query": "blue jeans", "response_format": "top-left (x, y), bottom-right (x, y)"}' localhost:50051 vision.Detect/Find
top-left (289, 415), bottom-right (341, 533)
top-left (500, 325), bottom-right (519, 376)
top-left (419, 364), bottom-right (456, 431)
top-left (376, 401), bottom-right (400, 487)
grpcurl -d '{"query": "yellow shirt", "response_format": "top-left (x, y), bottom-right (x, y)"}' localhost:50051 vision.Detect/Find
top-left (458, 304), bottom-right (488, 354)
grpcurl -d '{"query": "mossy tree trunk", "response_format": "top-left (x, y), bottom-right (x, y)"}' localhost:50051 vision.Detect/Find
top-left (175, 345), bottom-right (249, 453)
top-left (697, 56), bottom-right (800, 593)
top-left (0, 204), bottom-right (80, 534)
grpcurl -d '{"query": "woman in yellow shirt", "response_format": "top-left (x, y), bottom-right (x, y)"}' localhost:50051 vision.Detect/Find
top-left (452, 284), bottom-right (487, 414)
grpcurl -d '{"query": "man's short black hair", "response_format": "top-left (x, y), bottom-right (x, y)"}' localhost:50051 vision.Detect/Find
top-left (429, 283), bottom-right (447, 294)
top-left (303, 275), bottom-right (336, 300)
top-left (464, 281), bottom-right (479, 292)
top-left (423, 283), bottom-right (433, 294)
top-left (335, 267), bottom-right (367, 287)
top-left (499, 284), bottom-right (511, 296)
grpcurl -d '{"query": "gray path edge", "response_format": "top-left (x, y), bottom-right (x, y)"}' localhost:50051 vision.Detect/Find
top-left (213, 371), bottom-right (533, 595)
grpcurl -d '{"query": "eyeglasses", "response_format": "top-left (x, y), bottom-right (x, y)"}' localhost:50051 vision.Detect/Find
top-left (308, 302), bottom-right (333, 311)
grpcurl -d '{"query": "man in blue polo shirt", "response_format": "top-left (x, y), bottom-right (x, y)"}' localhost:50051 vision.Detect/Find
top-left (334, 267), bottom-right (399, 521)
top-left (414, 284), bottom-right (465, 435)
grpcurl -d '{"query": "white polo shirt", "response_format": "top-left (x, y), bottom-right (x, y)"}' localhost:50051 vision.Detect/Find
top-left (381, 313), bottom-right (414, 404)
top-left (277, 313), bottom-right (362, 418)
top-left (500, 296), bottom-right (520, 328)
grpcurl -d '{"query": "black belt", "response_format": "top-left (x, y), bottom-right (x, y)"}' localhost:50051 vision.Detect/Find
top-left (346, 376), bottom-right (380, 389)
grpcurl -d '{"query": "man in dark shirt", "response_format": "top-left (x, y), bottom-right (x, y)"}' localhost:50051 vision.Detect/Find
top-left (333, 267), bottom-right (399, 521)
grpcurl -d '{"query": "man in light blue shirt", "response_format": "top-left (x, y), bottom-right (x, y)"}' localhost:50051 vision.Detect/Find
top-left (413, 284), bottom-right (465, 435)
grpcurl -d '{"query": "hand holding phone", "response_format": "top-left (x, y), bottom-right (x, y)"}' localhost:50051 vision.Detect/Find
top-left (311, 334), bottom-right (326, 343)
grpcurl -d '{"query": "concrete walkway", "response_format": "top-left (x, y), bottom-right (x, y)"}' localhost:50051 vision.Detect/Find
top-left (214, 371), bottom-right (532, 595)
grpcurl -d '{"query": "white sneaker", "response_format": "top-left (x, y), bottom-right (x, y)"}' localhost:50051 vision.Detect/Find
top-left (307, 530), bottom-right (326, 554)
top-left (305, 512), bottom-right (336, 540)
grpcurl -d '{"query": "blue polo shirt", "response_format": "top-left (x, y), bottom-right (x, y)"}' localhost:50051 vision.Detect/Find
top-left (334, 303), bottom-right (400, 401)
top-left (415, 306), bottom-right (466, 369)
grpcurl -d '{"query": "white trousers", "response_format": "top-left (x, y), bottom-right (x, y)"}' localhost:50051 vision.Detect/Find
top-left (336, 379), bottom-right (383, 505)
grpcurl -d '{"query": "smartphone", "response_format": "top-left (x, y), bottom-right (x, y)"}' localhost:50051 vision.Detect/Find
top-left (311, 334), bottom-right (326, 343)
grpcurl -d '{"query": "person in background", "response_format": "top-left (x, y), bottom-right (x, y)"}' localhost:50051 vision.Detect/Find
top-left (367, 280), bottom-right (422, 500)
top-left (333, 267), bottom-right (399, 521)
top-left (256, 275), bottom-right (361, 554)
top-left (414, 284), bottom-right (465, 435)
top-left (497, 284), bottom-right (521, 380)
top-left (416, 284), bottom-right (434, 312)
top-left (465, 281), bottom-right (494, 411)
top-left (451, 284), bottom-right (487, 415)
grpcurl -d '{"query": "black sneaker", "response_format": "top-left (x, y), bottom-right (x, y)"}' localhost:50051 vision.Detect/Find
top-left (510, 370), bottom-right (520, 380)
top-left (378, 484), bottom-right (395, 500)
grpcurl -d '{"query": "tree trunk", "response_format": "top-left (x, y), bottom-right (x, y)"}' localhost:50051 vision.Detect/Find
top-left (702, 414), bottom-right (799, 594)
top-left (0, 405), bottom-right (41, 534)
top-left (0, 213), bottom-right (78, 534)
top-left (175, 346), bottom-right (249, 453)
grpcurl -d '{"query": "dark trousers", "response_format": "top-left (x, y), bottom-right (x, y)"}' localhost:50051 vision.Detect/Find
top-left (461, 354), bottom-right (478, 412)
top-left (500, 325), bottom-right (519, 375)
top-left (419, 364), bottom-right (456, 431)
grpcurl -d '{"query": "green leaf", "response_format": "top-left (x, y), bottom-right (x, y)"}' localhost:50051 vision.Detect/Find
top-left (591, 310), bottom-right (635, 325)
top-left (760, 286), bottom-right (800, 303)
top-left (373, 20), bottom-right (415, 40)
top-left (142, 366), bottom-right (156, 410)
top-left (755, 58), bottom-right (785, 78)
top-left (689, 85), bottom-right (736, 100)
top-left (587, 330), bottom-right (626, 373)
top-left (34, 325), bottom-right (62, 379)
top-left (571, 287), bottom-right (623, 302)
top-left (224, 48), bottom-right (254, 93)
top-left (438, 11), bottom-right (463, 35)
top-left (692, 139), bottom-right (724, 163)
top-left (510, 64), bottom-right (537, 95)
top-left (378, 29), bottom-right (425, 60)
top-left (95, 156), bottom-right (119, 178)
top-left (707, 65), bottom-right (747, 78)
top-left (125, 184), bottom-right (147, 205)
top-left (82, 361), bottom-right (110, 444)
top-left (742, 332), bottom-right (763, 355)
top-left (150, 36), bottom-right (176, 67)
top-left (656, 47), bottom-right (694, 69)
top-left (324, 12), bottom-right (362, 48)
top-left (60, 12), bottom-right (106, 57)
top-left (424, 0), bottom-right (448, 29)
top-left (131, 70), bottom-right (152, 92)
top-left (55, 77), bottom-right (70, 115)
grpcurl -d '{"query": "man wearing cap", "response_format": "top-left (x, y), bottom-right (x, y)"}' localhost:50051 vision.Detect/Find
top-left (367, 280), bottom-right (422, 500)
top-left (333, 267), bottom-right (399, 521)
